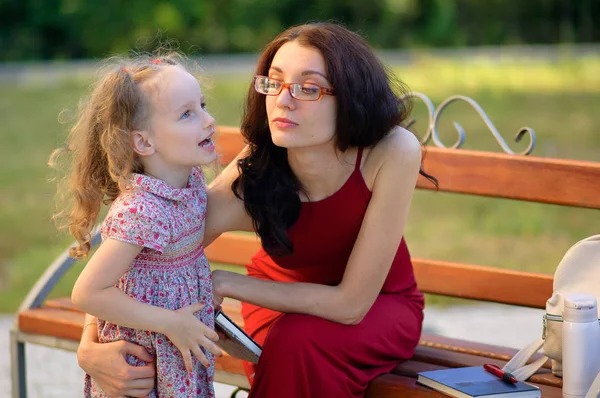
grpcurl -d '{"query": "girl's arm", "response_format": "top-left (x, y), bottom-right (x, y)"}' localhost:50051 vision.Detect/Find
top-left (214, 127), bottom-right (422, 325)
top-left (71, 238), bottom-right (222, 370)
top-left (72, 240), bottom-right (161, 329)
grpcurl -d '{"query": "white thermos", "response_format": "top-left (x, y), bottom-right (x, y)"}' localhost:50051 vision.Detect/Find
top-left (562, 293), bottom-right (600, 398)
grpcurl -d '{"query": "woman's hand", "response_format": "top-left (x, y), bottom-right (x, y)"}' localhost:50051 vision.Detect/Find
top-left (162, 303), bottom-right (222, 371)
top-left (212, 270), bottom-right (229, 310)
top-left (77, 338), bottom-right (156, 398)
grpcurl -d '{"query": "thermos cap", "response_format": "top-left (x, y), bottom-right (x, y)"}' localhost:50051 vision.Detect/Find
top-left (564, 293), bottom-right (598, 323)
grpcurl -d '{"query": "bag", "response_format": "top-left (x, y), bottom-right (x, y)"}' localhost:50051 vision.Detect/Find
top-left (503, 235), bottom-right (600, 397)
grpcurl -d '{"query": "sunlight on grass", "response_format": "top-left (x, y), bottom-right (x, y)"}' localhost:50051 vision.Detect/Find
top-left (397, 55), bottom-right (600, 96)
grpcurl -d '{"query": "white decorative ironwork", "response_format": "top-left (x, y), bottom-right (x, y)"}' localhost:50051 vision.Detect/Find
top-left (402, 92), bottom-right (537, 155)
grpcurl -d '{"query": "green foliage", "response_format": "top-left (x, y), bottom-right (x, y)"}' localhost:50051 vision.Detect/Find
top-left (1, 0), bottom-right (599, 61)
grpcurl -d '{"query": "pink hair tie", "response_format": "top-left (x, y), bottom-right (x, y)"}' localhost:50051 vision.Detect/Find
top-left (121, 67), bottom-right (129, 73)
top-left (150, 59), bottom-right (161, 64)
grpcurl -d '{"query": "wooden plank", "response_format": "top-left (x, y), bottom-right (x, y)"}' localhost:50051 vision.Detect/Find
top-left (205, 232), bottom-right (260, 267)
top-left (45, 261), bottom-right (553, 313)
top-left (220, 299), bottom-right (244, 325)
top-left (45, 297), bottom-right (79, 312)
top-left (215, 126), bottom-right (600, 208)
top-left (365, 373), bottom-right (447, 398)
top-left (20, 303), bottom-right (561, 393)
top-left (18, 308), bottom-right (84, 342)
top-left (31, 306), bottom-right (542, 368)
top-left (14, 331), bottom-right (80, 351)
top-left (215, 126), bottom-right (246, 165)
top-left (214, 370), bottom-right (250, 389)
top-left (206, 232), bottom-right (553, 308)
top-left (214, 351), bottom-right (246, 375)
top-left (419, 334), bottom-right (550, 369)
top-left (418, 147), bottom-right (600, 208)
top-left (394, 360), bottom-right (448, 377)
top-left (413, 258), bottom-right (553, 309)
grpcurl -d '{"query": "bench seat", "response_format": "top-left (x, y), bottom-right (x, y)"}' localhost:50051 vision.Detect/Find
top-left (17, 298), bottom-right (562, 397)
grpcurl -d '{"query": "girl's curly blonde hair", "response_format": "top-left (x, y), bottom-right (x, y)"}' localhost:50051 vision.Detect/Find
top-left (49, 52), bottom-right (199, 258)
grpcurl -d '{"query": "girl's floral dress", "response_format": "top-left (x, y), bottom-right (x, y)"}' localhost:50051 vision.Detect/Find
top-left (84, 167), bottom-right (215, 398)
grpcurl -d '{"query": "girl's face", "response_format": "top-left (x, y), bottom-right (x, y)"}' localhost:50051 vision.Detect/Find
top-left (265, 41), bottom-right (337, 150)
top-left (144, 65), bottom-right (217, 172)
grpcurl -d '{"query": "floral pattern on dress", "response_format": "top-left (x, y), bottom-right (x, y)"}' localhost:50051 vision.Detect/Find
top-left (83, 167), bottom-right (215, 398)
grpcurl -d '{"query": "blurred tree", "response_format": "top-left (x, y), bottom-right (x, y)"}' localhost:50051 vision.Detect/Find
top-left (0, 0), bottom-right (598, 61)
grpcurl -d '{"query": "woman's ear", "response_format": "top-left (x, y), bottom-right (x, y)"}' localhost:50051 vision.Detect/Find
top-left (130, 130), bottom-right (155, 157)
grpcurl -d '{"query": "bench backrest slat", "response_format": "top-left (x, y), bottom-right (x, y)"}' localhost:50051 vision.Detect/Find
top-left (206, 233), bottom-right (552, 308)
top-left (205, 233), bottom-right (261, 266)
top-left (215, 126), bottom-right (247, 165)
top-left (412, 258), bottom-right (552, 309)
top-left (417, 148), bottom-right (600, 209)
top-left (215, 126), bottom-right (600, 208)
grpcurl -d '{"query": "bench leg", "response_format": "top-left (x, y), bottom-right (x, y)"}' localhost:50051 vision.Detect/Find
top-left (10, 330), bottom-right (27, 398)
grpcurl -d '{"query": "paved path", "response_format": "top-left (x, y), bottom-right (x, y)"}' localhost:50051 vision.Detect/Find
top-left (2, 303), bottom-right (544, 397)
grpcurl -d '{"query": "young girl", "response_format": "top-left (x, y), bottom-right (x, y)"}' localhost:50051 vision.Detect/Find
top-left (50, 53), bottom-right (222, 397)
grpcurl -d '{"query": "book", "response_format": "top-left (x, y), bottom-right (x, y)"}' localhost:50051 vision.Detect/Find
top-left (417, 366), bottom-right (541, 398)
top-left (214, 309), bottom-right (262, 364)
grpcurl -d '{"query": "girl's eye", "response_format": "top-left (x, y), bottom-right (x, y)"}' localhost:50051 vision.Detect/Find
top-left (181, 110), bottom-right (191, 120)
top-left (201, 102), bottom-right (207, 110)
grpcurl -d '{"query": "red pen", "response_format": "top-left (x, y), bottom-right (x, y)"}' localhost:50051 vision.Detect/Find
top-left (484, 364), bottom-right (518, 384)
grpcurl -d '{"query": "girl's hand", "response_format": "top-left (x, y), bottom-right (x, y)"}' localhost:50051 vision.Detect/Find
top-left (164, 302), bottom-right (222, 372)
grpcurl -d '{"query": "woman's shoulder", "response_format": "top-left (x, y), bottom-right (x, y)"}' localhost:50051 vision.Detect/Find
top-left (361, 126), bottom-right (421, 186)
top-left (376, 126), bottom-right (421, 159)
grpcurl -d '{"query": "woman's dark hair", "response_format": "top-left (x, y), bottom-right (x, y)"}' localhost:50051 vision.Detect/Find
top-left (232, 22), bottom-right (437, 257)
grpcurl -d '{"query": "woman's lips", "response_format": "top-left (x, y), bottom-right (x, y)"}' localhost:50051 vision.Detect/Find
top-left (273, 117), bottom-right (298, 129)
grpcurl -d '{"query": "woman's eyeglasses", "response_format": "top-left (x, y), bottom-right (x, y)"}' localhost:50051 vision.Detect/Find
top-left (254, 76), bottom-right (335, 101)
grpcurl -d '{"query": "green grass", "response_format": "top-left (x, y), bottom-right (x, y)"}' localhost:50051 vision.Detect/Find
top-left (1, 56), bottom-right (599, 312)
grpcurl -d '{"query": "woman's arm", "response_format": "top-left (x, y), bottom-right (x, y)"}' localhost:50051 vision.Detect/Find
top-left (204, 146), bottom-right (254, 246)
top-left (77, 313), bottom-right (156, 397)
top-left (214, 127), bottom-right (421, 325)
top-left (72, 239), bottom-right (221, 370)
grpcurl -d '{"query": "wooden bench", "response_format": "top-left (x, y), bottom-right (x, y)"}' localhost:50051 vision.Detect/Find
top-left (12, 124), bottom-right (600, 398)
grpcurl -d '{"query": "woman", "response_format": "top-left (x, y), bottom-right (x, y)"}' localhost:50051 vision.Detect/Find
top-left (77, 22), bottom-right (436, 397)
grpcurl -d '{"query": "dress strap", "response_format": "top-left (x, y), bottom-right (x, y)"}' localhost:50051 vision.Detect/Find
top-left (355, 148), bottom-right (364, 171)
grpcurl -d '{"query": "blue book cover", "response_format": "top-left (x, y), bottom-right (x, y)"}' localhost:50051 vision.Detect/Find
top-left (417, 366), bottom-right (541, 398)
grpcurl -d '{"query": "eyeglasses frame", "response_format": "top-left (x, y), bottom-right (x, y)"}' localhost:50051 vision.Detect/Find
top-left (254, 75), bottom-right (335, 101)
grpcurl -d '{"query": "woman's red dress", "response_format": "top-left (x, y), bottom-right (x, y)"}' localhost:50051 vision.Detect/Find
top-left (241, 149), bottom-right (424, 397)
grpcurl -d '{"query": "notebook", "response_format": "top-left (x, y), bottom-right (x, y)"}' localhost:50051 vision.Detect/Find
top-left (417, 366), bottom-right (541, 398)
